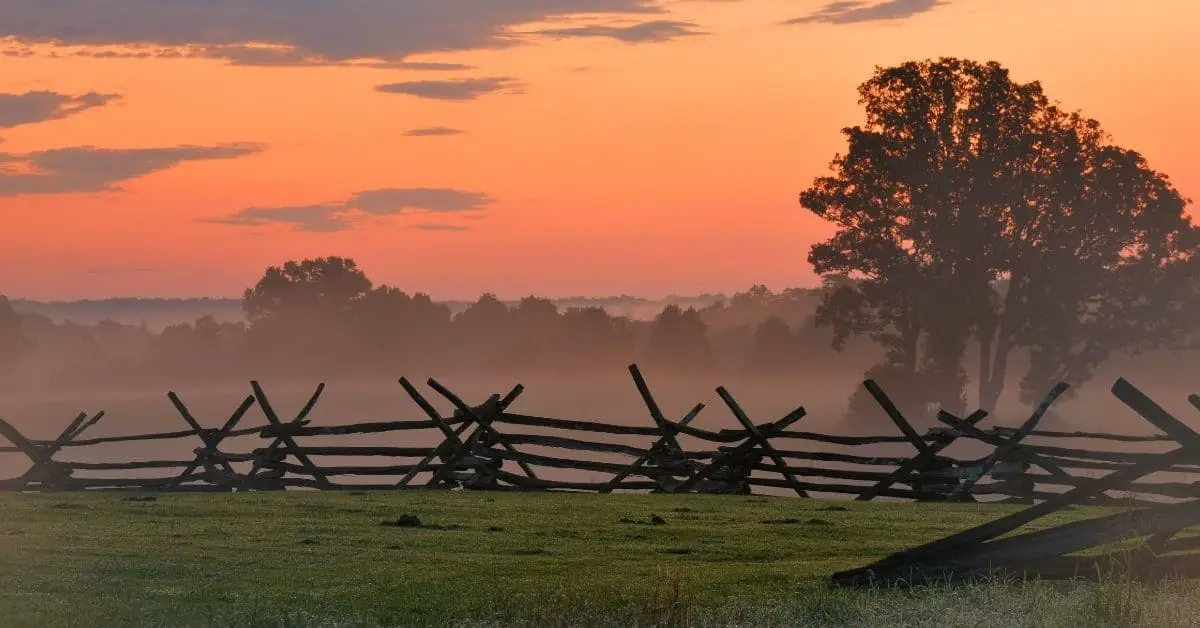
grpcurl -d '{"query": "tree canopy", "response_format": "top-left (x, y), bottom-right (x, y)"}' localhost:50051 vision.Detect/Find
top-left (0, 295), bottom-right (29, 381)
top-left (802, 57), bottom-right (1199, 414)
top-left (647, 304), bottom-right (712, 371)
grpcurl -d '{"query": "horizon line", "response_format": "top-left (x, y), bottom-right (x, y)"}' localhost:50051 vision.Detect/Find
top-left (6, 282), bottom-right (829, 305)
top-left (7, 290), bottom-right (820, 306)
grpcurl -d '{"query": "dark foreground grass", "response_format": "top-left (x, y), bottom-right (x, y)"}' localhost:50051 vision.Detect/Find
top-left (1, 491), bottom-right (1197, 627)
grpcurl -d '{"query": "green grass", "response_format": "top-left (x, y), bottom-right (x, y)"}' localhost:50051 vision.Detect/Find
top-left (1, 491), bottom-right (1199, 627)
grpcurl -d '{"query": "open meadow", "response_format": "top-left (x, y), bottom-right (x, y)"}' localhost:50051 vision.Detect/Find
top-left (4, 370), bottom-right (1200, 626)
top-left (4, 491), bottom-right (1200, 628)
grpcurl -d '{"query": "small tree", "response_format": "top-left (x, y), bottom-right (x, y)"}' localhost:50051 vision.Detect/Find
top-left (241, 257), bottom-right (373, 366)
top-left (243, 256), bottom-right (373, 326)
top-left (451, 293), bottom-right (512, 369)
top-left (353, 286), bottom-right (452, 371)
top-left (646, 304), bottom-right (712, 371)
top-left (507, 296), bottom-right (564, 370)
top-left (561, 306), bottom-right (637, 370)
top-left (743, 316), bottom-right (797, 374)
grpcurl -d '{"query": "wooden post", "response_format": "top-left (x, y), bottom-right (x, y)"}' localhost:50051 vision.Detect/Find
top-left (166, 392), bottom-right (256, 489)
top-left (603, 403), bottom-right (704, 494)
top-left (397, 378), bottom-right (525, 487)
top-left (674, 406), bottom-right (806, 493)
top-left (424, 378), bottom-right (534, 486)
top-left (949, 382), bottom-right (1069, 501)
top-left (245, 382), bottom-right (329, 489)
top-left (858, 415), bottom-right (989, 501)
top-left (1, 410), bottom-right (106, 490)
top-left (716, 386), bottom-right (809, 497)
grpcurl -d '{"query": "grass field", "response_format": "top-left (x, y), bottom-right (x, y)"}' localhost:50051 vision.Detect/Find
top-left (3, 491), bottom-right (1200, 627)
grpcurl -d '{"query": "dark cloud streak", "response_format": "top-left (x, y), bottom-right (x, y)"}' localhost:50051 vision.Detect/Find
top-left (388, 61), bottom-right (476, 72)
top-left (0, 143), bottom-right (264, 196)
top-left (0, 1), bottom-right (666, 67)
top-left (0, 91), bottom-right (121, 129)
top-left (207, 187), bottom-right (493, 232)
top-left (527, 20), bottom-right (706, 43)
top-left (784, 0), bottom-right (944, 25)
top-left (376, 77), bottom-right (523, 101)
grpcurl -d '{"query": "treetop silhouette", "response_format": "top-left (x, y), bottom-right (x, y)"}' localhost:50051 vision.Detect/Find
top-left (802, 57), bottom-right (1199, 414)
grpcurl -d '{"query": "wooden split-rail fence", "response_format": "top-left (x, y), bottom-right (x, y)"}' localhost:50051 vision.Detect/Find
top-left (0, 365), bottom-right (1196, 510)
top-left (834, 377), bottom-right (1200, 585)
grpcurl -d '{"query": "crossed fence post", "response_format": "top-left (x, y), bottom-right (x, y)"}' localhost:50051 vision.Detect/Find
top-left (932, 382), bottom-right (1071, 503)
top-left (397, 377), bottom-right (530, 489)
top-left (0, 410), bottom-right (104, 490)
top-left (715, 386), bottom-right (810, 497)
top-left (601, 365), bottom-right (705, 493)
top-left (165, 391), bottom-right (257, 490)
top-left (854, 380), bottom-right (992, 502)
top-left (674, 403), bottom-right (807, 494)
top-left (244, 381), bottom-right (328, 489)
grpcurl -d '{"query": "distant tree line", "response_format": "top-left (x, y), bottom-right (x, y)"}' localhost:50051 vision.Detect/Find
top-left (0, 260), bottom-right (878, 392)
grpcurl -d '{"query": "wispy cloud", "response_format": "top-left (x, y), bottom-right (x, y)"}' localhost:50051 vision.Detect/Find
top-left (206, 187), bottom-right (494, 232)
top-left (0, 91), bottom-right (121, 129)
top-left (0, 143), bottom-right (264, 196)
top-left (211, 204), bottom-right (349, 232)
top-left (0, 1), bottom-right (666, 68)
top-left (402, 126), bottom-right (465, 137)
top-left (376, 77), bottom-right (524, 101)
top-left (527, 20), bottom-right (706, 43)
top-left (85, 266), bottom-right (155, 276)
top-left (413, 222), bottom-right (472, 232)
top-left (784, 0), bottom-right (944, 25)
top-left (387, 61), bottom-right (476, 71)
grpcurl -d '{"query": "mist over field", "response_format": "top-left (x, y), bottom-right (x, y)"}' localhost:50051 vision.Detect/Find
top-left (2, 284), bottom-right (1197, 492)
top-left (3, 46), bottom-right (1199, 502)
top-left (7, 294), bottom-right (724, 333)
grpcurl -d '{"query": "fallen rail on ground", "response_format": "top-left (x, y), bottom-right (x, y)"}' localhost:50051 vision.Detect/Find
top-left (832, 378), bottom-right (1200, 585)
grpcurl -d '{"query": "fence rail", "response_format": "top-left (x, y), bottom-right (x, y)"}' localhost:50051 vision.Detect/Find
top-left (833, 379), bottom-right (1200, 585)
top-left (2, 365), bottom-right (1196, 506)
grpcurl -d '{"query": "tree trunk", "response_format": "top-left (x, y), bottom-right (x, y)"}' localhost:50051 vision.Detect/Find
top-left (979, 338), bottom-right (1013, 415)
top-left (977, 270), bottom-right (1026, 415)
top-left (977, 333), bottom-right (993, 411)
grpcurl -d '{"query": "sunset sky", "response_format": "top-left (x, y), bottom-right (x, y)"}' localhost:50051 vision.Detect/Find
top-left (0, 0), bottom-right (1196, 301)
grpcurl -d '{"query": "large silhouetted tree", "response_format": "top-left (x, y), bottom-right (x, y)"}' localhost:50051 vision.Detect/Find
top-left (802, 57), bottom-right (1199, 415)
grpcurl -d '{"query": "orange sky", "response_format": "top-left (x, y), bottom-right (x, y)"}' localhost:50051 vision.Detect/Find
top-left (0, 0), bottom-right (1196, 301)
